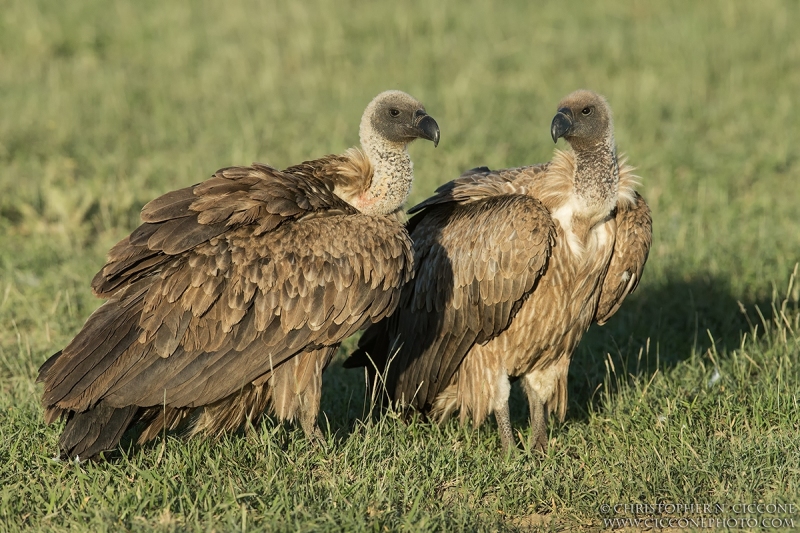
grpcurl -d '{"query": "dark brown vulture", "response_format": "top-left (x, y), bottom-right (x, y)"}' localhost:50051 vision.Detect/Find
top-left (38, 90), bottom-right (440, 460)
top-left (346, 90), bottom-right (651, 452)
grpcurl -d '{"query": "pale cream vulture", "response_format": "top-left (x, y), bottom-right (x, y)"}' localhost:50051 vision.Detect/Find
top-left (38, 90), bottom-right (440, 460)
top-left (346, 90), bottom-right (651, 452)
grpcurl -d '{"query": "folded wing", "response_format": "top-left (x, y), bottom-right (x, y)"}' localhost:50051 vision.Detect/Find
top-left (40, 163), bottom-right (413, 421)
top-left (352, 169), bottom-right (555, 410)
top-left (595, 191), bottom-right (652, 324)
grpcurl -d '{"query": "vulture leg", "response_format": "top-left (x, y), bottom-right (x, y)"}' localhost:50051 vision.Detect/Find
top-left (494, 403), bottom-right (515, 454)
top-left (492, 374), bottom-right (516, 453)
top-left (522, 375), bottom-right (548, 452)
top-left (299, 396), bottom-right (323, 442)
top-left (527, 389), bottom-right (548, 452)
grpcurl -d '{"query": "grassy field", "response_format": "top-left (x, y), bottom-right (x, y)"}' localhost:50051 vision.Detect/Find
top-left (1, 0), bottom-right (799, 530)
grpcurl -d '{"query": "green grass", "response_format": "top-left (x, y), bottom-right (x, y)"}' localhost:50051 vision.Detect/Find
top-left (1, 0), bottom-right (799, 530)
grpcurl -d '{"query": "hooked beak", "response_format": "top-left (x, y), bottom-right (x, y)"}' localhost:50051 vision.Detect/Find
top-left (415, 112), bottom-right (440, 147)
top-left (551, 107), bottom-right (574, 142)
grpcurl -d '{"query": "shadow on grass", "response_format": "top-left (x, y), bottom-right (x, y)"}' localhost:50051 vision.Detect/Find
top-left (321, 271), bottom-right (773, 439)
top-left (554, 271), bottom-right (770, 427)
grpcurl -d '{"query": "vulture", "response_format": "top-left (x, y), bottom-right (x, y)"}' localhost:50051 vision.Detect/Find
top-left (346, 90), bottom-right (651, 452)
top-left (38, 90), bottom-right (440, 460)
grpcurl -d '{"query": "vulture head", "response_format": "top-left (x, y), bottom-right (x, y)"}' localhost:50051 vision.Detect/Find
top-left (361, 90), bottom-right (440, 148)
top-left (550, 90), bottom-right (613, 149)
top-left (347, 90), bottom-right (439, 216)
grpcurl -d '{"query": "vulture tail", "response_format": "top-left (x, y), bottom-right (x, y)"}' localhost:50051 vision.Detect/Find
top-left (58, 402), bottom-right (139, 461)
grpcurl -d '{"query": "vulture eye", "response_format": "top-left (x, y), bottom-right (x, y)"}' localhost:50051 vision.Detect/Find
top-left (581, 107), bottom-right (593, 116)
top-left (389, 108), bottom-right (401, 117)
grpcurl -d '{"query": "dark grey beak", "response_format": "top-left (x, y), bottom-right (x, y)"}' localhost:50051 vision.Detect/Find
top-left (550, 107), bottom-right (574, 142)
top-left (415, 114), bottom-right (441, 147)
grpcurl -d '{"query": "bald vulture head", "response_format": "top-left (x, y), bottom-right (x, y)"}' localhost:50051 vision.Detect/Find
top-left (550, 89), bottom-right (614, 151)
top-left (360, 90), bottom-right (440, 149)
top-left (347, 90), bottom-right (439, 217)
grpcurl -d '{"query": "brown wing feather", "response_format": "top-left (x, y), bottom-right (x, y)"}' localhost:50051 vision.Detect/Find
top-left (40, 161), bottom-right (413, 417)
top-left (595, 192), bottom-right (652, 324)
top-left (353, 174), bottom-right (555, 410)
top-left (91, 164), bottom-right (355, 298)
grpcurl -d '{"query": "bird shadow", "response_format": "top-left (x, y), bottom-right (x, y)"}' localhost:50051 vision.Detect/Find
top-left (516, 271), bottom-right (772, 428)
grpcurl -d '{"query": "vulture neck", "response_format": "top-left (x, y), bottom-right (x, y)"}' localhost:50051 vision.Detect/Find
top-left (570, 133), bottom-right (619, 211)
top-left (350, 125), bottom-right (414, 217)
